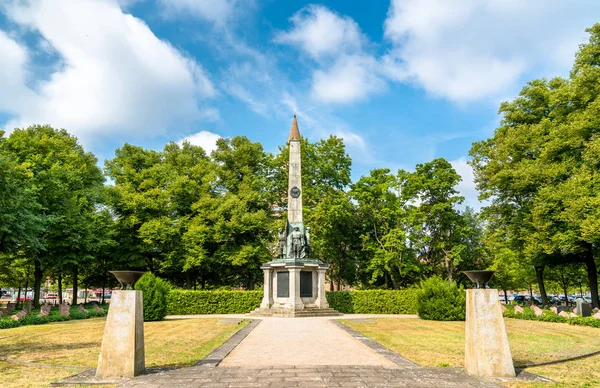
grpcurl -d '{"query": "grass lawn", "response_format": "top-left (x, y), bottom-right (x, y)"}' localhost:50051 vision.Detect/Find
top-left (0, 316), bottom-right (248, 387)
top-left (343, 318), bottom-right (600, 387)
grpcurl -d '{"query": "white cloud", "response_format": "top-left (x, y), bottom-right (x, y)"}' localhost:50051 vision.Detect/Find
top-left (0, 0), bottom-right (215, 142)
top-left (450, 157), bottom-right (481, 210)
top-left (383, 0), bottom-right (600, 102)
top-left (275, 5), bottom-right (362, 61)
top-left (178, 130), bottom-right (221, 155)
top-left (312, 55), bottom-right (385, 103)
top-left (158, 0), bottom-right (238, 25)
top-left (276, 6), bottom-right (385, 104)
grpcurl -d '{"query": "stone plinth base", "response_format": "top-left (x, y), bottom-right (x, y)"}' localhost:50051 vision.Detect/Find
top-left (254, 258), bottom-right (336, 317)
top-left (465, 289), bottom-right (515, 378)
top-left (250, 306), bottom-right (341, 317)
top-left (96, 290), bottom-right (145, 378)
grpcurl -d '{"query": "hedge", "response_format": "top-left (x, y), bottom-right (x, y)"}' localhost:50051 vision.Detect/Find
top-left (503, 305), bottom-right (600, 328)
top-left (167, 290), bottom-right (262, 315)
top-left (326, 290), bottom-right (418, 314)
top-left (0, 304), bottom-right (107, 329)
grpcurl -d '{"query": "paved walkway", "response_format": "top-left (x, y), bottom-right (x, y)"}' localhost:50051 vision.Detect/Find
top-left (114, 315), bottom-right (517, 387)
top-left (220, 318), bottom-right (395, 367)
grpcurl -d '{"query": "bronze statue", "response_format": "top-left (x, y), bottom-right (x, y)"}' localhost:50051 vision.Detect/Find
top-left (304, 226), bottom-right (311, 258)
top-left (278, 228), bottom-right (287, 258)
top-left (290, 226), bottom-right (305, 259)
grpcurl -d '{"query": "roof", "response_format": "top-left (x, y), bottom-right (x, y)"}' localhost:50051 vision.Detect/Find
top-left (288, 113), bottom-right (301, 141)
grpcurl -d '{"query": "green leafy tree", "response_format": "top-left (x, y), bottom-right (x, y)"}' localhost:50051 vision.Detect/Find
top-left (1, 125), bottom-right (104, 306)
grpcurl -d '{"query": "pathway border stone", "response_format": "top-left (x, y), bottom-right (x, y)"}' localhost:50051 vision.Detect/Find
top-left (331, 320), bottom-right (419, 368)
top-left (196, 319), bottom-right (261, 367)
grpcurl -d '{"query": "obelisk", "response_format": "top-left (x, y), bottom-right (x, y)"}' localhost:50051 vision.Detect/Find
top-left (252, 113), bottom-right (338, 317)
top-left (287, 114), bottom-right (302, 224)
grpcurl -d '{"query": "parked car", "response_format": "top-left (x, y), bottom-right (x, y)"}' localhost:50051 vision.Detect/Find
top-left (18, 296), bottom-right (32, 301)
top-left (46, 292), bottom-right (58, 299)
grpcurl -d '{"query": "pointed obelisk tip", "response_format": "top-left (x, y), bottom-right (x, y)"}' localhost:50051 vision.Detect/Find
top-left (289, 111), bottom-right (300, 141)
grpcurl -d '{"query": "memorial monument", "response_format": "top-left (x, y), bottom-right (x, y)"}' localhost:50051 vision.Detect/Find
top-left (96, 271), bottom-right (146, 379)
top-left (463, 270), bottom-right (515, 378)
top-left (251, 114), bottom-right (340, 317)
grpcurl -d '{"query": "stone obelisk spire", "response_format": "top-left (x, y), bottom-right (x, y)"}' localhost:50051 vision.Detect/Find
top-left (287, 113), bottom-right (302, 223)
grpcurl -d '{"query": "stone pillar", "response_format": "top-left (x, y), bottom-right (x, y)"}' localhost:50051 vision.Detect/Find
top-left (316, 268), bottom-right (329, 308)
top-left (465, 289), bottom-right (515, 378)
top-left (260, 268), bottom-right (273, 309)
top-left (96, 290), bottom-right (145, 378)
top-left (289, 267), bottom-right (304, 310)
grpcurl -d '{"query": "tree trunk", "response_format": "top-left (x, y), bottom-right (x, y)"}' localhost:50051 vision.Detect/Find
top-left (33, 259), bottom-right (43, 308)
top-left (563, 287), bottom-right (568, 306)
top-left (445, 255), bottom-right (454, 285)
top-left (528, 284), bottom-right (533, 306)
top-left (584, 247), bottom-right (599, 309)
top-left (534, 265), bottom-right (548, 306)
top-left (72, 265), bottom-right (78, 306)
top-left (329, 279), bottom-right (333, 291)
top-left (58, 273), bottom-right (63, 304)
top-left (16, 281), bottom-right (22, 309)
top-left (101, 272), bottom-right (106, 305)
top-left (503, 289), bottom-right (508, 304)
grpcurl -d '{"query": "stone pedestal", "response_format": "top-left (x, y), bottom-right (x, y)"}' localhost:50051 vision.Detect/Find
top-left (251, 259), bottom-right (339, 317)
top-left (96, 290), bottom-right (145, 378)
top-left (465, 289), bottom-right (515, 378)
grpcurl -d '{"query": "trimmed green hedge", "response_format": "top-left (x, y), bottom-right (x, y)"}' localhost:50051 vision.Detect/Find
top-left (503, 305), bottom-right (600, 328)
top-left (167, 290), bottom-right (262, 315)
top-left (0, 304), bottom-right (107, 329)
top-left (326, 290), bottom-right (418, 314)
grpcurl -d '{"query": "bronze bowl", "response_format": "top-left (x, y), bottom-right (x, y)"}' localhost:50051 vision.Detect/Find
top-left (109, 271), bottom-right (146, 290)
top-left (462, 270), bottom-right (495, 289)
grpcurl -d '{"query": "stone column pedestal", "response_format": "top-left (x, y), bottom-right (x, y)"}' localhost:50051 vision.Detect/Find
top-left (260, 268), bottom-right (273, 309)
top-left (96, 290), bottom-right (145, 378)
top-left (316, 268), bottom-right (328, 308)
top-left (465, 289), bottom-right (515, 378)
top-left (288, 267), bottom-right (304, 310)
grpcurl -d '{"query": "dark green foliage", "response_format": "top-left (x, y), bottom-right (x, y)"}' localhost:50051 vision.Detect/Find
top-left (502, 305), bottom-right (600, 328)
top-left (0, 304), bottom-right (107, 329)
top-left (326, 290), bottom-right (418, 314)
top-left (167, 290), bottom-right (262, 314)
top-left (417, 277), bottom-right (466, 321)
top-left (135, 273), bottom-right (171, 321)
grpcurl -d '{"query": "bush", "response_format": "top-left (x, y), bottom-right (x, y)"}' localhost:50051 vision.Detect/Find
top-left (135, 273), bottom-right (171, 321)
top-left (167, 290), bottom-right (262, 315)
top-left (0, 304), bottom-right (107, 329)
top-left (326, 290), bottom-right (418, 314)
top-left (503, 305), bottom-right (600, 328)
top-left (417, 276), bottom-right (466, 321)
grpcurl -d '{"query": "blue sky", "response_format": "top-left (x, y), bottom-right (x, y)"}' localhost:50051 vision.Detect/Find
top-left (1, 0), bottom-right (599, 209)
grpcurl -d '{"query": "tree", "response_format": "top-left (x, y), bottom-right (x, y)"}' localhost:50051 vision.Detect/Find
top-left (311, 191), bottom-right (361, 289)
top-left (351, 169), bottom-right (419, 288)
top-left (401, 158), bottom-right (464, 283)
top-left (471, 24), bottom-right (600, 308)
top-left (0, 131), bottom-right (46, 254)
top-left (1, 125), bottom-right (104, 306)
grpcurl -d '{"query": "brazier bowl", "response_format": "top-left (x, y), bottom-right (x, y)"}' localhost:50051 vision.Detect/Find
top-left (109, 271), bottom-right (146, 290)
top-left (462, 270), bottom-right (495, 289)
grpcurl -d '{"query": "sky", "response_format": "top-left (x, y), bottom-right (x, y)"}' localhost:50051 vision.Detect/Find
top-left (1, 0), bottom-right (599, 209)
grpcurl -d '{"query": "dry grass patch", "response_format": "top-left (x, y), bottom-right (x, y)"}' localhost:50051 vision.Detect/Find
top-left (343, 318), bottom-right (600, 387)
top-left (0, 317), bottom-right (248, 387)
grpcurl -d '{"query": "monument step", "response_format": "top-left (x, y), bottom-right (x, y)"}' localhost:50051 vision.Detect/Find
top-left (249, 307), bottom-right (342, 317)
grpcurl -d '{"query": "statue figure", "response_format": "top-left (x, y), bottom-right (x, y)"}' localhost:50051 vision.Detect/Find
top-left (304, 227), bottom-right (311, 258)
top-left (290, 226), bottom-right (305, 259)
top-left (278, 228), bottom-right (287, 258)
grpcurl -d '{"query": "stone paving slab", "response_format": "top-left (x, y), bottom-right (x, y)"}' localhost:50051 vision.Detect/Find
top-left (118, 365), bottom-right (503, 387)
top-left (219, 318), bottom-right (396, 366)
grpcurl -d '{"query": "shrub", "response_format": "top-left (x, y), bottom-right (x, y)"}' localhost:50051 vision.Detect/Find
top-left (502, 305), bottom-right (600, 328)
top-left (326, 290), bottom-right (418, 314)
top-left (417, 276), bottom-right (466, 321)
top-left (0, 304), bottom-right (107, 329)
top-left (135, 273), bottom-right (171, 321)
top-left (167, 290), bottom-right (262, 315)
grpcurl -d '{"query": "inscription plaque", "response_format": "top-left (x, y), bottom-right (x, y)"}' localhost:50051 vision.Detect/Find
top-left (300, 271), bottom-right (313, 298)
top-left (277, 271), bottom-right (289, 297)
